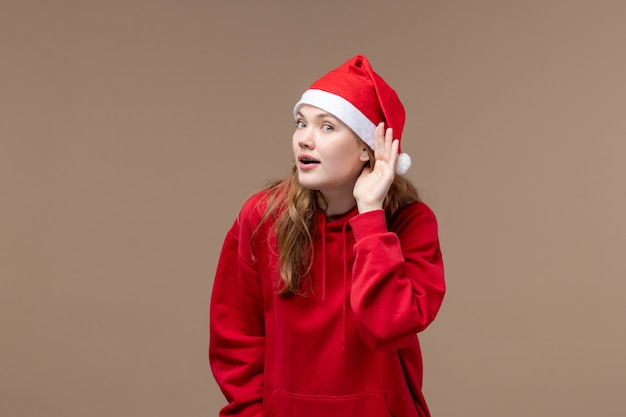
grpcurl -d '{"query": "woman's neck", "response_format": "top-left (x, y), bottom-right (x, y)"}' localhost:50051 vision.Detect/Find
top-left (320, 190), bottom-right (357, 220)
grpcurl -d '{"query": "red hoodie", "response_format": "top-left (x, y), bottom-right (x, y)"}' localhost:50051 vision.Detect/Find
top-left (209, 190), bottom-right (446, 417)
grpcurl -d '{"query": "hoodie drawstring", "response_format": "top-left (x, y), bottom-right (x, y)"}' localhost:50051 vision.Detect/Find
top-left (318, 212), bottom-right (352, 349)
top-left (320, 219), bottom-right (327, 306)
top-left (341, 220), bottom-right (349, 349)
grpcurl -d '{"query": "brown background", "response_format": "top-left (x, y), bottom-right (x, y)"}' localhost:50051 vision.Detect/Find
top-left (2, 1), bottom-right (625, 416)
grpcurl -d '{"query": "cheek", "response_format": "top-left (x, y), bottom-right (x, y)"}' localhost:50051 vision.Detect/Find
top-left (339, 141), bottom-right (364, 165)
top-left (291, 133), bottom-right (300, 153)
top-left (328, 147), bottom-right (362, 173)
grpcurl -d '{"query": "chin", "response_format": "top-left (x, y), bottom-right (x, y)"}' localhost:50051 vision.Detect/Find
top-left (296, 175), bottom-right (322, 191)
top-left (297, 180), bottom-right (319, 191)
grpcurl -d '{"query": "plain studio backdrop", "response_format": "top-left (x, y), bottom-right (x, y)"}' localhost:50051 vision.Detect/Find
top-left (2, 1), bottom-right (625, 416)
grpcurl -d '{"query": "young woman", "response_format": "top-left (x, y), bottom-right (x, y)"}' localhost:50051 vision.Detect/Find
top-left (209, 55), bottom-right (446, 417)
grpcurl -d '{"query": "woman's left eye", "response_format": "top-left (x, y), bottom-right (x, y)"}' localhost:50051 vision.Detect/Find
top-left (322, 124), bottom-right (334, 132)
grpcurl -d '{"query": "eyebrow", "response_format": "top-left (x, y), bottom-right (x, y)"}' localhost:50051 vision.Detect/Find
top-left (296, 111), bottom-right (338, 120)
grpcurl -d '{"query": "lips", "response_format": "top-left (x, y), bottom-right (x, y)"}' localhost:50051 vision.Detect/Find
top-left (298, 154), bottom-right (320, 165)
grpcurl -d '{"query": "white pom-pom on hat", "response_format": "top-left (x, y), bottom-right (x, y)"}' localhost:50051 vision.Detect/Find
top-left (294, 55), bottom-right (412, 175)
top-left (396, 152), bottom-right (411, 175)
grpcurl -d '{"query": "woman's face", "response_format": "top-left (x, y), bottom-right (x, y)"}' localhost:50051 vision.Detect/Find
top-left (292, 104), bottom-right (366, 196)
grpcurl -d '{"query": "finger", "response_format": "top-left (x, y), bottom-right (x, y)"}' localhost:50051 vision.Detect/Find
top-left (384, 127), bottom-right (394, 161)
top-left (389, 139), bottom-right (399, 169)
top-left (374, 122), bottom-right (385, 160)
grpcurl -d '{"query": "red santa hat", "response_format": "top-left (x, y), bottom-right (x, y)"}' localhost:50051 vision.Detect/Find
top-left (293, 55), bottom-right (411, 175)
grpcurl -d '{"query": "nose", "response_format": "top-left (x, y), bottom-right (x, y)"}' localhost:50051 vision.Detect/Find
top-left (296, 127), bottom-right (315, 149)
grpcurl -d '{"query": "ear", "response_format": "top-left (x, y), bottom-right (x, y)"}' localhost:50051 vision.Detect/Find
top-left (359, 150), bottom-right (369, 162)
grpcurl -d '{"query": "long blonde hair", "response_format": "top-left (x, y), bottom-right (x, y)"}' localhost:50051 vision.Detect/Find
top-left (256, 146), bottom-right (420, 295)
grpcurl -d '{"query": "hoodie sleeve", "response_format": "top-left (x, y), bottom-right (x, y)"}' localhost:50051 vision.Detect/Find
top-left (349, 204), bottom-right (445, 351)
top-left (209, 212), bottom-right (265, 417)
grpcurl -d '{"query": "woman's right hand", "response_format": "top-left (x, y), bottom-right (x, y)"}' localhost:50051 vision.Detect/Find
top-left (353, 122), bottom-right (398, 214)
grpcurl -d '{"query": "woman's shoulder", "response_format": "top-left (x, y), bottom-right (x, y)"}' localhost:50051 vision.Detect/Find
top-left (237, 189), bottom-right (273, 220)
top-left (223, 190), bottom-right (272, 238)
top-left (389, 201), bottom-right (439, 240)
top-left (235, 186), bottom-right (287, 230)
top-left (402, 200), bottom-right (437, 217)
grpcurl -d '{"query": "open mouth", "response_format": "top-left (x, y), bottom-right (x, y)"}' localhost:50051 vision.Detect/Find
top-left (299, 157), bottom-right (320, 165)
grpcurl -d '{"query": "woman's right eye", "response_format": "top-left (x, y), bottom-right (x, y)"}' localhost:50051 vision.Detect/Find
top-left (296, 120), bottom-right (306, 128)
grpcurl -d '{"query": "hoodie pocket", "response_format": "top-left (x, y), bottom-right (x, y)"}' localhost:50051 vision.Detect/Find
top-left (263, 388), bottom-right (392, 417)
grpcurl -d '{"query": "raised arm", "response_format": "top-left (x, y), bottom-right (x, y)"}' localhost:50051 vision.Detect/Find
top-left (349, 205), bottom-right (445, 351)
